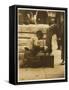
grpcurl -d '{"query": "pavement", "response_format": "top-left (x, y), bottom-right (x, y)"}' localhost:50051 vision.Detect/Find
top-left (18, 65), bottom-right (65, 81)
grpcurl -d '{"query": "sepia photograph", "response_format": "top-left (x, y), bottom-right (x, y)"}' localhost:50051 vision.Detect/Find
top-left (17, 7), bottom-right (67, 83)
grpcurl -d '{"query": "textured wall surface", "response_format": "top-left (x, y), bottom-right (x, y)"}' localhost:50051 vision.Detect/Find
top-left (18, 24), bottom-right (50, 66)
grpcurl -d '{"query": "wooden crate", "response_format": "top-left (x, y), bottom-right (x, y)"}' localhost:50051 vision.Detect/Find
top-left (23, 55), bottom-right (54, 68)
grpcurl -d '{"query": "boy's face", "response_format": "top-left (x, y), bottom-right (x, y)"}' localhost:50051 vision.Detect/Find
top-left (36, 33), bottom-right (43, 39)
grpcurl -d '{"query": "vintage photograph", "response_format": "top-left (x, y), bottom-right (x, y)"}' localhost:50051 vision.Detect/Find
top-left (17, 8), bottom-right (66, 82)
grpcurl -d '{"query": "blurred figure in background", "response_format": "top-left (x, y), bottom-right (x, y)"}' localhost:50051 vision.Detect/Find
top-left (55, 12), bottom-right (64, 64)
top-left (46, 12), bottom-right (58, 55)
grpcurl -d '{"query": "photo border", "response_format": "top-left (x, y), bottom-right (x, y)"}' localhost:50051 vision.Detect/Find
top-left (14, 5), bottom-right (67, 85)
